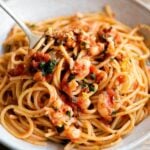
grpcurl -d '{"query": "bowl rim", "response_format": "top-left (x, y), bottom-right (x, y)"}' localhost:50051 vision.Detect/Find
top-left (0, 0), bottom-right (150, 150)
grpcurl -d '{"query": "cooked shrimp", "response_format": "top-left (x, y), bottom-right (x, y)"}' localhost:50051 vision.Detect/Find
top-left (63, 125), bottom-right (81, 141)
top-left (77, 92), bottom-right (91, 110)
top-left (72, 58), bottom-right (91, 80)
top-left (62, 79), bottom-right (79, 96)
top-left (97, 92), bottom-right (114, 121)
top-left (48, 98), bottom-right (74, 126)
top-left (89, 43), bottom-right (104, 56)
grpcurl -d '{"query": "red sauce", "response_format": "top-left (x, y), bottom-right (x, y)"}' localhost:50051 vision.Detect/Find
top-left (8, 64), bottom-right (25, 76)
top-left (90, 65), bottom-right (99, 74)
top-left (32, 52), bottom-right (50, 63)
top-left (133, 81), bottom-right (138, 90)
top-left (107, 88), bottom-right (115, 105)
top-left (117, 75), bottom-right (125, 84)
top-left (60, 94), bottom-right (77, 110)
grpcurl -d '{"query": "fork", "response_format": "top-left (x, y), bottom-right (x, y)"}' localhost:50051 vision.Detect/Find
top-left (0, 0), bottom-right (42, 49)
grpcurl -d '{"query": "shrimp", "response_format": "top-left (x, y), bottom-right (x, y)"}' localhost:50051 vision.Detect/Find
top-left (89, 43), bottom-right (104, 56)
top-left (72, 58), bottom-right (91, 80)
top-left (63, 125), bottom-right (81, 141)
top-left (62, 79), bottom-right (79, 96)
top-left (76, 92), bottom-right (91, 110)
top-left (97, 91), bottom-right (114, 121)
top-left (48, 97), bottom-right (74, 127)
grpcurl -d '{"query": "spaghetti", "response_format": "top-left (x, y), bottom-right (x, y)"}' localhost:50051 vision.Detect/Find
top-left (0, 6), bottom-right (150, 150)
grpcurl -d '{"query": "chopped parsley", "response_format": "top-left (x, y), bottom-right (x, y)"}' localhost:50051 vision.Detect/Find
top-left (79, 80), bottom-right (95, 92)
top-left (80, 80), bottom-right (88, 88)
top-left (39, 60), bottom-right (57, 75)
top-left (110, 57), bottom-right (115, 62)
top-left (80, 41), bottom-right (90, 49)
top-left (66, 110), bottom-right (71, 117)
top-left (46, 60), bottom-right (57, 74)
top-left (88, 84), bottom-right (95, 92)
top-left (39, 61), bottom-right (46, 69)
top-left (112, 111), bottom-right (117, 115)
top-left (90, 73), bottom-right (96, 80)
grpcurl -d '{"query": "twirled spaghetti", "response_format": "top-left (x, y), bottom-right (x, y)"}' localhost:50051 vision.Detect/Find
top-left (0, 6), bottom-right (150, 150)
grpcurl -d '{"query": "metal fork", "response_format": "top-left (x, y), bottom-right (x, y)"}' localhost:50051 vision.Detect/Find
top-left (0, 0), bottom-right (42, 49)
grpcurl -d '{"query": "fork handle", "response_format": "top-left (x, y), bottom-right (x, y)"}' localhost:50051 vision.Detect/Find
top-left (0, 0), bottom-right (36, 47)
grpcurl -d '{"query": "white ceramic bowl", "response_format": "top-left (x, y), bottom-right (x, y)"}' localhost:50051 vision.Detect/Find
top-left (0, 0), bottom-right (150, 149)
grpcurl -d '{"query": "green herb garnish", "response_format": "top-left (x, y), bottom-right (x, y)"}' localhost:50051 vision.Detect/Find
top-left (88, 84), bottom-right (95, 92)
top-left (80, 41), bottom-right (90, 49)
top-left (66, 111), bottom-right (71, 117)
top-left (110, 57), bottom-right (115, 62)
top-left (39, 60), bottom-right (57, 75)
top-left (80, 80), bottom-right (88, 88)
top-left (39, 61), bottom-right (46, 69)
top-left (80, 80), bottom-right (95, 92)
top-left (90, 73), bottom-right (96, 80)
top-left (45, 60), bottom-right (57, 74)
top-left (112, 111), bottom-right (117, 115)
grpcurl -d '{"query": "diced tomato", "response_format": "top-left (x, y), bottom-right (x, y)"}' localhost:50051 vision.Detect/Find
top-left (30, 52), bottom-right (51, 71)
top-left (44, 53), bottom-right (51, 62)
top-left (33, 71), bottom-right (45, 81)
top-left (32, 52), bottom-right (51, 62)
top-left (45, 74), bottom-right (53, 82)
top-left (133, 81), bottom-right (138, 90)
top-left (8, 64), bottom-right (25, 76)
top-left (107, 88), bottom-right (115, 98)
top-left (90, 65), bottom-right (99, 74)
top-left (96, 72), bottom-right (104, 83)
top-left (117, 75), bottom-right (125, 84)
top-left (115, 33), bottom-right (121, 44)
top-left (61, 81), bottom-right (71, 96)
top-left (107, 88), bottom-right (115, 105)
top-left (116, 53), bottom-right (124, 60)
top-left (32, 60), bottom-right (39, 68)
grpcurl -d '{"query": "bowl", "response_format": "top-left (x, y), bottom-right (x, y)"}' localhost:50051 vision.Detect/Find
top-left (0, 0), bottom-right (150, 150)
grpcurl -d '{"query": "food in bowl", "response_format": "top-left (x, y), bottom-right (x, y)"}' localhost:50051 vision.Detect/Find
top-left (0, 5), bottom-right (149, 150)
